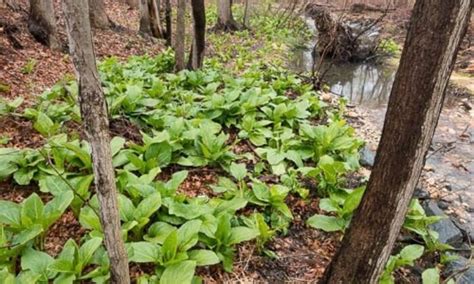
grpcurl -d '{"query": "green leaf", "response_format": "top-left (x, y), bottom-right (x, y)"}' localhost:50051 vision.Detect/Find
top-left (21, 248), bottom-right (54, 280)
top-left (160, 260), bottom-right (196, 284)
top-left (13, 167), bottom-right (36, 185)
top-left (43, 191), bottom-right (74, 228)
top-left (0, 200), bottom-right (21, 226)
top-left (342, 187), bottom-right (365, 216)
top-left (145, 142), bottom-right (172, 167)
top-left (110, 137), bottom-right (126, 157)
top-left (422, 268), bottom-right (439, 284)
top-left (118, 194), bottom-right (136, 222)
top-left (229, 226), bottom-right (259, 245)
top-left (21, 193), bottom-right (44, 226)
top-left (34, 112), bottom-right (55, 136)
top-left (162, 230), bottom-right (178, 263)
top-left (78, 237), bottom-right (103, 270)
top-left (399, 244), bottom-right (424, 262)
top-left (144, 222), bottom-right (176, 244)
top-left (128, 242), bottom-right (160, 263)
top-left (306, 214), bottom-right (345, 232)
top-left (79, 206), bottom-right (101, 232)
top-left (12, 224), bottom-right (43, 245)
top-left (214, 197), bottom-right (248, 215)
top-left (229, 163), bottom-right (247, 181)
top-left (188, 250), bottom-right (220, 266)
top-left (135, 192), bottom-right (162, 220)
top-left (177, 220), bottom-right (202, 252)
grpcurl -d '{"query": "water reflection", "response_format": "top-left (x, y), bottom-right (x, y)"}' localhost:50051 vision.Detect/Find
top-left (325, 63), bottom-right (397, 108)
top-left (290, 44), bottom-right (398, 108)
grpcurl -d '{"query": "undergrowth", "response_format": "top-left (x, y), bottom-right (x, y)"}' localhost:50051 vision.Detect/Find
top-left (0, 4), bottom-right (457, 283)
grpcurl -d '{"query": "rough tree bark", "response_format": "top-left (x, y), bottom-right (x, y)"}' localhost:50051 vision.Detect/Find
top-left (320, 0), bottom-right (473, 283)
top-left (188, 0), bottom-right (206, 69)
top-left (139, 0), bottom-right (163, 38)
top-left (164, 0), bottom-right (172, 46)
top-left (62, 1), bottom-right (131, 283)
top-left (28, 0), bottom-right (59, 49)
top-left (214, 0), bottom-right (241, 31)
top-left (88, 0), bottom-right (110, 29)
top-left (175, 0), bottom-right (186, 71)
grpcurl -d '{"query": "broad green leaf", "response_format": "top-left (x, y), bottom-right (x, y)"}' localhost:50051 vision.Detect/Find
top-left (342, 187), bottom-right (365, 216)
top-left (177, 220), bottom-right (202, 252)
top-left (118, 194), bottom-right (135, 222)
top-left (229, 226), bottom-right (259, 245)
top-left (0, 201), bottom-right (21, 226)
top-left (135, 193), bottom-right (162, 220)
top-left (422, 268), bottom-right (439, 284)
top-left (43, 191), bottom-right (74, 228)
top-left (110, 137), bottom-right (126, 157)
top-left (21, 248), bottom-right (54, 280)
top-left (229, 163), bottom-right (247, 181)
top-left (128, 242), bottom-right (160, 263)
top-left (21, 193), bottom-right (44, 226)
top-left (162, 230), bottom-right (178, 263)
top-left (12, 224), bottom-right (43, 245)
top-left (13, 168), bottom-right (36, 185)
top-left (399, 244), bottom-right (424, 262)
top-left (144, 222), bottom-right (176, 244)
top-left (306, 214), bottom-right (345, 232)
top-left (34, 112), bottom-right (55, 136)
top-left (78, 237), bottom-right (103, 270)
top-left (188, 250), bottom-right (220, 266)
top-left (160, 260), bottom-right (196, 284)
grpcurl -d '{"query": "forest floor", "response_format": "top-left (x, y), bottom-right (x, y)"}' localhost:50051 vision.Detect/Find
top-left (0, 1), bottom-right (473, 283)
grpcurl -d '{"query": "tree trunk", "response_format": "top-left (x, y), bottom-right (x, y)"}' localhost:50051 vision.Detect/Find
top-left (164, 0), bottom-right (172, 46)
top-left (175, 0), bottom-right (186, 71)
top-left (122, 0), bottom-right (139, 9)
top-left (215, 0), bottom-right (241, 31)
top-left (242, 0), bottom-right (250, 27)
top-left (89, 0), bottom-right (109, 29)
top-left (28, 0), bottom-right (59, 49)
top-left (62, 1), bottom-right (131, 283)
top-left (320, 0), bottom-right (473, 283)
top-left (139, 0), bottom-right (163, 38)
top-left (188, 0), bottom-right (206, 69)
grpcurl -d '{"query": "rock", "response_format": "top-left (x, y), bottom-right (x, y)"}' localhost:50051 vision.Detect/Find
top-left (443, 256), bottom-right (474, 284)
top-left (422, 200), bottom-right (463, 245)
top-left (438, 200), bottom-right (450, 210)
top-left (413, 187), bottom-right (430, 199)
top-left (360, 146), bottom-right (376, 167)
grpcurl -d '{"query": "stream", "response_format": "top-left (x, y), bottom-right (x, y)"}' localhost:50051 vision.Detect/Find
top-left (291, 17), bottom-right (474, 236)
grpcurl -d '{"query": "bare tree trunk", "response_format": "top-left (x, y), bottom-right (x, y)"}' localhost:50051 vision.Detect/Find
top-left (28, 0), bottom-right (59, 49)
top-left (243, 0), bottom-right (250, 27)
top-left (121, 0), bottom-right (139, 9)
top-left (62, 1), bottom-right (131, 283)
top-left (89, 0), bottom-right (109, 29)
top-left (139, 0), bottom-right (163, 37)
top-left (175, 0), bottom-right (186, 71)
top-left (214, 0), bottom-right (241, 31)
top-left (188, 0), bottom-right (206, 69)
top-left (164, 0), bottom-right (172, 46)
top-left (321, 0), bottom-right (473, 283)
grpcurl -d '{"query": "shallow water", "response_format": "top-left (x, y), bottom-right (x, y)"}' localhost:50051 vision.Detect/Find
top-left (291, 18), bottom-right (474, 231)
